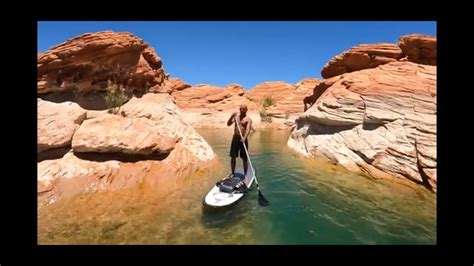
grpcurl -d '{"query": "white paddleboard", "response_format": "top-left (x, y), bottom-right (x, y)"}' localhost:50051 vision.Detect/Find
top-left (203, 167), bottom-right (255, 209)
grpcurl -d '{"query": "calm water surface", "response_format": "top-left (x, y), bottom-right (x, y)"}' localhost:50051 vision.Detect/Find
top-left (38, 129), bottom-right (436, 244)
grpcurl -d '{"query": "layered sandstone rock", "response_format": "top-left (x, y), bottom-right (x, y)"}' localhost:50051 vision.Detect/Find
top-left (169, 80), bottom-right (318, 128)
top-left (246, 80), bottom-right (316, 117)
top-left (242, 80), bottom-right (318, 124)
top-left (71, 114), bottom-right (178, 155)
top-left (296, 78), bottom-right (321, 92)
top-left (38, 31), bottom-right (167, 94)
top-left (399, 34), bottom-right (436, 65)
top-left (303, 76), bottom-right (342, 111)
top-left (39, 93), bottom-right (216, 203)
top-left (151, 77), bottom-right (191, 94)
top-left (321, 34), bottom-right (436, 78)
top-left (119, 93), bottom-right (215, 161)
top-left (171, 84), bottom-right (254, 111)
top-left (321, 43), bottom-right (403, 79)
top-left (179, 111), bottom-right (262, 129)
top-left (38, 146), bottom-right (214, 205)
top-left (38, 151), bottom-right (121, 195)
top-left (289, 62), bottom-right (436, 190)
top-left (38, 99), bottom-right (87, 153)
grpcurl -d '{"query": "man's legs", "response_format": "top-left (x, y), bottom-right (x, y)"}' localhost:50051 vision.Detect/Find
top-left (230, 135), bottom-right (238, 176)
top-left (231, 157), bottom-right (236, 175)
top-left (241, 139), bottom-right (249, 178)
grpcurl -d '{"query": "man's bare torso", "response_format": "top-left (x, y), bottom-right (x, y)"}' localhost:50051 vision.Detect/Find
top-left (234, 115), bottom-right (251, 136)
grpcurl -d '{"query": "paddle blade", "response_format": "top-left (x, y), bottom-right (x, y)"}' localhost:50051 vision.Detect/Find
top-left (258, 190), bottom-right (270, 206)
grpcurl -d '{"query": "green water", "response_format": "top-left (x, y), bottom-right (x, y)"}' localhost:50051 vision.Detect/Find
top-left (38, 129), bottom-right (436, 244)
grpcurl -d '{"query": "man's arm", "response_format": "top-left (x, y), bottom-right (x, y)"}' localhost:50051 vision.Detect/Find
top-left (243, 118), bottom-right (252, 140)
top-left (227, 112), bottom-right (237, 126)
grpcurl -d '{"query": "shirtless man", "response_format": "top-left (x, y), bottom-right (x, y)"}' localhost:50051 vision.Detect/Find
top-left (227, 104), bottom-right (252, 179)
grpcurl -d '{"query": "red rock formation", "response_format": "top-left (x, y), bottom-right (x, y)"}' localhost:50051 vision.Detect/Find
top-left (321, 34), bottom-right (436, 78)
top-left (246, 80), bottom-right (317, 116)
top-left (72, 114), bottom-right (179, 155)
top-left (304, 76), bottom-right (342, 111)
top-left (38, 99), bottom-right (87, 153)
top-left (119, 93), bottom-right (215, 161)
top-left (399, 34), bottom-right (436, 65)
top-left (289, 61), bottom-right (436, 191)
top-left (37, 31), bottom-right (167, 94)
top-left (38, 93), bottom-right (216, 203)
top-left (171, 84), bottom-right (256, 111)
top-left (321, 43), bottom-right (403, 79)
top-left (296, 78), bottom-right (321, 91)
top-left (169, 80), bottom-right (319, 128)
top-left (172, 81), bottom-right (299, 112)
top-left (151, 77), bottom-right (191, 93)
top-left (246, 81), bottom-right (295, 103)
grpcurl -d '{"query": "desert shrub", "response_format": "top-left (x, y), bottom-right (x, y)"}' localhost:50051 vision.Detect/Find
top-left (262, 95), bottom-right (275, 108)
top-left (104, 80), bottom-right (129, 114)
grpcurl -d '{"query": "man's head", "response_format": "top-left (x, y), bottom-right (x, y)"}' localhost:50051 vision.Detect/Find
top-left (239, 104), bottom-right (248, 115)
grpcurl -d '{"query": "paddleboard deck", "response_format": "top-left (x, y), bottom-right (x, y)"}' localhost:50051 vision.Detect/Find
top-left (202, 167), bottom-right (255, 209)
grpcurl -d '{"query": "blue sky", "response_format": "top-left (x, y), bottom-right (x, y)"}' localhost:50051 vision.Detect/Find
top-left (38, 21), bottom-right (436, 89)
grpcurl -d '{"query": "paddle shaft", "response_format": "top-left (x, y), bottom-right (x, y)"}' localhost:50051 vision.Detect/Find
top-left (234, 116), bottom-right (260, 188)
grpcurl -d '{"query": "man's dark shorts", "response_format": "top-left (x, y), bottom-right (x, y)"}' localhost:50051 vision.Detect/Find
top-left (230, 134), bottom-right (248, 160)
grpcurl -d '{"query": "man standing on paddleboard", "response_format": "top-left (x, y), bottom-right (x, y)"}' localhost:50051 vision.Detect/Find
top-left (227, 104), bottom-right (252, 182)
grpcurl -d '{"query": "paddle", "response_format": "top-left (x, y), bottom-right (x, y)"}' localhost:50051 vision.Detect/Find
top-left (234, 116), bottom-right (270, 206)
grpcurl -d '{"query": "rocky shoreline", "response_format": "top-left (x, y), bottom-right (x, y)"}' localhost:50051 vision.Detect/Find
top-left (37, 31), bottom-right (437, 204)
top-left (289, 35), bottom-right (436, 191)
